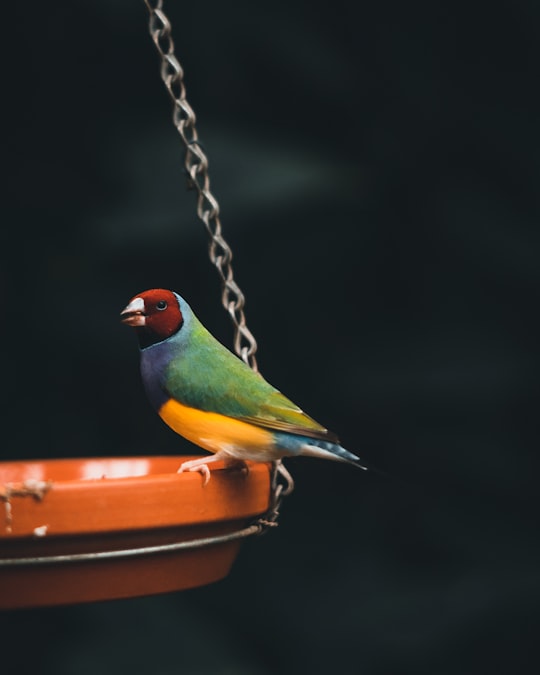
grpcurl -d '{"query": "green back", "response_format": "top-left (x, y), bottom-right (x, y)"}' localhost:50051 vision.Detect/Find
top-left (163, 315), bottom-right (337, 442)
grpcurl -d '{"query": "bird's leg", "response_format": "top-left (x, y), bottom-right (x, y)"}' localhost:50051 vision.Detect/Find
top-left (177, 453), bottom-right (228, 486)
top-left (223, 458), bottom-right (250, 477)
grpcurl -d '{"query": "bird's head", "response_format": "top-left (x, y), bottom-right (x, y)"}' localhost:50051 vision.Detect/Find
top-left (121, 289), bottom-right (183, 347)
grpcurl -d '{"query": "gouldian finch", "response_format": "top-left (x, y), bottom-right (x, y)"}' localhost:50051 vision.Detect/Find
top-left (121, 289), bottom-right (366, 483)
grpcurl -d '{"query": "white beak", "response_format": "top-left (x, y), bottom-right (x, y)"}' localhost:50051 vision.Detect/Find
top-left (120, 297), bottom-right (146, 327)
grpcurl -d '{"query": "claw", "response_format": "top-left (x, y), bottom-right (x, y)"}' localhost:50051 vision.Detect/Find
top-left (178, 460), bottom-right (211, 486)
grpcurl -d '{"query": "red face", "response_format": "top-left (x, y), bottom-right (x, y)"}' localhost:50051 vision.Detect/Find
top-left (120, 289), bottom-right (183, 342)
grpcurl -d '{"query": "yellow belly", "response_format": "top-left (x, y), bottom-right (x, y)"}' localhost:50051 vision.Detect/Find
top-left (158, 398), bottom-right (277, 460)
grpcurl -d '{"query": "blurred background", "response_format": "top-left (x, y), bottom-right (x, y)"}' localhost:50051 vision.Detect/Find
top-left (2, 0), bottom-right (539, 673)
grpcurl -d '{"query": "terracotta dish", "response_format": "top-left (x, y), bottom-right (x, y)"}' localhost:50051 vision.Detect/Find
top-left (0, 456), bottom-right (271, 609)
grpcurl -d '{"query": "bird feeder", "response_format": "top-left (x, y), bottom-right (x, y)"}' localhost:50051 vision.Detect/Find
top-left (0, 457), bottom-right (273, 609)
top-left (0, 1), bottom-right (293, 609)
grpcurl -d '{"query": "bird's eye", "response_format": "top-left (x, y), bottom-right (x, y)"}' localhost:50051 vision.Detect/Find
top-left (156, 300), bottom-right (168, 311)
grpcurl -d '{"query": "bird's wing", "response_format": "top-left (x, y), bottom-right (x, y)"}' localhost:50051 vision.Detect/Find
top-left (237, 413), bottom-right (339, 443)
top-left (236, 390), bottom-right (340, 443)
top-left (162, 321), bottom-right (339, 443)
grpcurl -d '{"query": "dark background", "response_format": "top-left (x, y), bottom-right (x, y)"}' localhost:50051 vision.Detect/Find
top-left (2, 1), bottom-right (540, 673)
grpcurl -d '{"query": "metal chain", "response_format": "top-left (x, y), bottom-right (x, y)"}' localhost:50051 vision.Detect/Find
top-left (256, 461), bottom-right (295, 531)
top-left (144, 0), bottom-right (258, 371)
top-left (143, 0), bottom-right (294, 527)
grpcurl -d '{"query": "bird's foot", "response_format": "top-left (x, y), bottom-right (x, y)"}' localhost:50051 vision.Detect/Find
top-left (177, 458), bottom-right (212, 486)
top-left (224, 458), bottom-right (249, 477)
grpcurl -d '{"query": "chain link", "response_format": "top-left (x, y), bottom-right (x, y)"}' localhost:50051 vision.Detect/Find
top-left (256, 461), bottom-right (295, 530)
top-left (145, 0), bottom-right (258, 371)
top-left (144, 0), bottom-right (294, 527)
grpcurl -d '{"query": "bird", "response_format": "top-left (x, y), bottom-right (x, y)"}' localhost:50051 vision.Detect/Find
top-left (121, 289), bottom-right (366, 484)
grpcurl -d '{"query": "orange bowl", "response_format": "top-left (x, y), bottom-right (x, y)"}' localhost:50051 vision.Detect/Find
top-left (0, 456), bottom-right (271, 609)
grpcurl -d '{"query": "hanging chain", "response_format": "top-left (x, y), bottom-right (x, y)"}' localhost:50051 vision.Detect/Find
top-left (143, 0), bottom-right (294, 527)
top-left (144, 0), bottom-right (258, 371)
top-left (256, 460), bottom-right (295, 531)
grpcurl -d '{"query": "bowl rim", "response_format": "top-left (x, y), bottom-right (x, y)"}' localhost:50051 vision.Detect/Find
top-left (0, 455), bottom-right (272, 538)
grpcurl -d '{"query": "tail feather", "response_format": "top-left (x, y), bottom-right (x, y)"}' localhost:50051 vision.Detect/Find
top-left (300, 440), bottom-right (368, 470)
